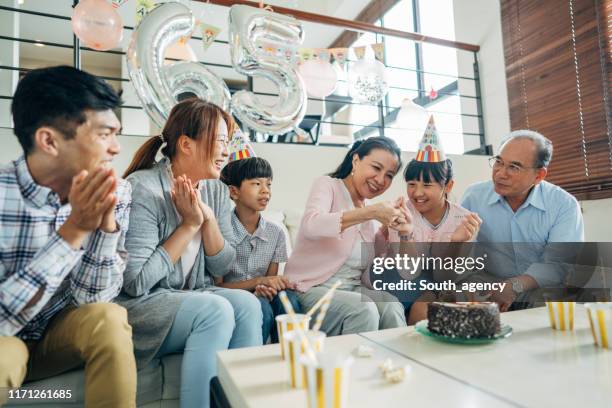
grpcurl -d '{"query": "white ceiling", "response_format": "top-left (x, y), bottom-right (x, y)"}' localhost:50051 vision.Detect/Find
top-left (7, 0), bottom-right (370, 78)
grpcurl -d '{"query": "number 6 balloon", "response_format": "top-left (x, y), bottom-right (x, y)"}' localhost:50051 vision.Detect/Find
top-left (126, 2), bottom-right (230, 128)
top-left (228, 5), bottom-right (307, 135)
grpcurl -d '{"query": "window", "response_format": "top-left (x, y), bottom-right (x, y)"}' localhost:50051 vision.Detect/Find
top-left (375, 0), bottom-right (467, 153)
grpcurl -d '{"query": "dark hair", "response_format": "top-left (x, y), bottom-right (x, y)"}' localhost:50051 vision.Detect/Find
top-left (123, 98), bottom-right (234, 178)
top-left (11, 65), bottom-right (122, 155)
top-left (221, 157), bottom-right (273, 187)
top-left (329, 136), bottom-right (402, 179)
top-left (404, 159), bottom-right (454, 187)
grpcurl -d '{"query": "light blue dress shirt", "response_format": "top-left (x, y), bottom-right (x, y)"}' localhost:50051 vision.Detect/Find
top-left (461, 180), bottom-right (584, 287)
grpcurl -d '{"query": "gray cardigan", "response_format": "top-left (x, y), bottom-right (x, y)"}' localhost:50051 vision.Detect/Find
top-left (116, 159), bottom-right (236, 366)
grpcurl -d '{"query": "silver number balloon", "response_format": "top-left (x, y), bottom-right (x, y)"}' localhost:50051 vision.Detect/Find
top-left (229, 5), bottom-right (307, 135)
top-left (126, 2), bottom-right (230, 128)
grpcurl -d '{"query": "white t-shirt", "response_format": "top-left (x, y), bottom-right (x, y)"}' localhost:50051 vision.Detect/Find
top-left (178, 180), bottom-right (203, 282)
top-left (181, 232), bottom-right (202, 282)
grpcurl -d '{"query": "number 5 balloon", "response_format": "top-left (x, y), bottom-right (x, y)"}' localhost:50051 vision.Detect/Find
top-left (228, 5), bottom-right (307, 135)
top-left (126, 2), bottom-right (230, 128)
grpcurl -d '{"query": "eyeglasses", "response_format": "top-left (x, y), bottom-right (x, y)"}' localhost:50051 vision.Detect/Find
top-left (488, 157), bottom-right (540, 176)
top-left (216, 136), bottom-right (229, 147)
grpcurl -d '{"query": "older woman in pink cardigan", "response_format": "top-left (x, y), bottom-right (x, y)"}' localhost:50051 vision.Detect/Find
top-left (284, 137), bottom-right (408, 335)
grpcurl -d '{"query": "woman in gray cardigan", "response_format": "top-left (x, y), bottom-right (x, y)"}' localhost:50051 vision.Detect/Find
top-left (118, 99), bottom-right (262, 408)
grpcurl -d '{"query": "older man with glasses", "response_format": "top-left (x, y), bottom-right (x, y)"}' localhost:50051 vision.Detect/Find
top-left (461, 130), bottom-right (584, 311)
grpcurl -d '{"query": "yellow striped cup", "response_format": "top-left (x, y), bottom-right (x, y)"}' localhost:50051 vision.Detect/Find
top-left (545, 301), bottom-right (575, 331)
top-left (275, 314), bottom-right (311, 360)
top-left (283, 330), bottom-right (326, 388)
top-left (585, 303), bottom-right (612, 349)
top-left (301, 352), bottom-right (353, 408)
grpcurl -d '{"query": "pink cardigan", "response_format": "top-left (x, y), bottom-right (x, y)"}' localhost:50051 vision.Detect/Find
top-left (284, 176), bottom-right (385, 292)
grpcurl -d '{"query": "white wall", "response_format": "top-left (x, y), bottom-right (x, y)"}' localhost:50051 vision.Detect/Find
top-left (580, 199), bottom-right (612, 242)
top-left (3, 130), bottom-right (609, 241)
top-left (454, 0), bottom-right (511, 152)
top-left (254, 142), bottom-right (489, 211)
top-left (0, 126), bottom-right (486, 204)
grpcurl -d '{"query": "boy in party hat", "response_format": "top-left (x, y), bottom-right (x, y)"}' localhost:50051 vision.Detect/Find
top-left (217, 129), bottom-right (301, 343)
top-left (386, 116), bottom-right (483, 322)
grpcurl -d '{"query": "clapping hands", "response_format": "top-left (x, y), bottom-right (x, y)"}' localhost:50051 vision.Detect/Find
top-left (66, 166), bottom-right (118, 233)
top-left (171, 175), bottom-right (216, 228)
top-left (171, 175), bottom-right (204, 228)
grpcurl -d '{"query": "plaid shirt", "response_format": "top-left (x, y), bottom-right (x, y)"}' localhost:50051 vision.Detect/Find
top-left (224, 211), bottom-right (288, 283)
top-left (0, 156), bottom-right (131, 339)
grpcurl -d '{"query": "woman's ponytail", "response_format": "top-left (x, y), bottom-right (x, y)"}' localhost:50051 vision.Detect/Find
top-left (122, 135), bottom-right (164, 178)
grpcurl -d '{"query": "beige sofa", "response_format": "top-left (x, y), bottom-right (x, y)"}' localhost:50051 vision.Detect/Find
top-left (5, 355), bottom-right (181, 407)
top-left (5, 210), bottom-right (303, 408)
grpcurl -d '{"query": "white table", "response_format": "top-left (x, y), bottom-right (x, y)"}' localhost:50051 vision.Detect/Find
top-left (360, 305), bottom-right (612, 408)
top-left (216, 305), bottom-right (610, 408)
top-left (217, 333), bottom-right (515, 408)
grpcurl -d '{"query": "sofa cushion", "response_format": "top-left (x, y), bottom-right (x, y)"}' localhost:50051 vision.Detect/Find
top-left (160, 355), bottom-right (182, 401)
top-left (261, 210), bottom-right (292, 254)
top-left (261, 210), bottom-right (293, 275)
top-left (283, 208), bottom-right (304, 247)
top-left (5, 359), bottom-right (164, 407)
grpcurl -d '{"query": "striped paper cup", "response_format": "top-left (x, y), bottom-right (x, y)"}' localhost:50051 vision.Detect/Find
top-left (301, 352), bottom-right (353, 408)
top-left (585, 303), bottom-right (612, 349)
top-left (283, 330), bottom-right (326, 388)
top-left (275, 314), bottom-right (311, 360)
top-left (545, 301), bottom-right (575, 331)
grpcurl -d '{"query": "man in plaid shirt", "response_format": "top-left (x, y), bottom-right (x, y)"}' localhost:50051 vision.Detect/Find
top-left (0, 66), bottom-right (136, 407)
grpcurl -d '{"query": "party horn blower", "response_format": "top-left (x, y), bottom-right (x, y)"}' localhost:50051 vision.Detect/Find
top-left (545, 301), bottom-right (575, 331)
top-left (307, 280), bottom-right (343, 317)
top-left (585, 303), bottom-right (612, 349)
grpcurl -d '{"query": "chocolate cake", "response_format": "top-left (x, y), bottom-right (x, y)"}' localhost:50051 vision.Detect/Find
top-left (427, 302), bottom-right (500, 338)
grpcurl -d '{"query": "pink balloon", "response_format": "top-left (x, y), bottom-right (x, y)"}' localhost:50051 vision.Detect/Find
top-left (298, 59), bottom-right (338, 99)
top-left (72, 0), bottom-right (123, 51)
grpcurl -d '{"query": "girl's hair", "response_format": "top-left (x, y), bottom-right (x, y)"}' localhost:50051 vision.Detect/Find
top-left (403, 159), bottom-right (454, 186)
top-left (123, 98), bottom-right (234, 178)
top-left (220, 157), bottom-right (273, 187)
top-left (329, 136), bottom-right (402, 179)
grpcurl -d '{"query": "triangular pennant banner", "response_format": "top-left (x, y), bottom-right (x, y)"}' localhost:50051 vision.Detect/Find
top-left (197, 21), bottom-right (221, 52)
top-left (299, 48), bottom-right (314, 63)
top-left (353, 46), bottom-right (367, 60)
top-left (330, 48), bottom-right (348, 70)
top-left (136, 0), bottom-right (156, 26)
top-left (371, 43), bottom-right (385, 62)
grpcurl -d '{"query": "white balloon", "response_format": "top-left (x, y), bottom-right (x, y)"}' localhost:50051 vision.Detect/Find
top-left (298, 59), bottom-right (338, 99)
top-left (395, 98), bottom-right (428, 132)
top-left (348, 59), bottom-right (389, 104)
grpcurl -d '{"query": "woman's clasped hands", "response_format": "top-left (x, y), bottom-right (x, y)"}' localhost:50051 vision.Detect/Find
top-left (171, 175), bottom-right (214, 229)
